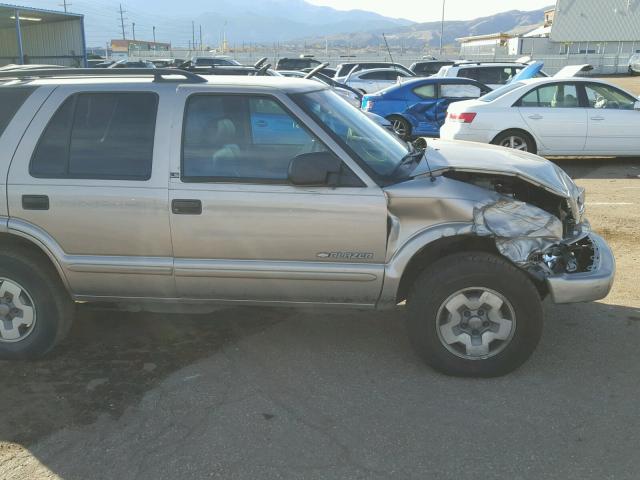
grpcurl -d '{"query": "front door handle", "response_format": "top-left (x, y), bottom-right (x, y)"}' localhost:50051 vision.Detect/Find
top-left (172, 199), bottom-right (202, 215)
top-left (528, 114), bottom-right (543, 120)
top-left (590, 116), bottom-right (605, 121)
top-left (22, 195), bottom-right (49, 210)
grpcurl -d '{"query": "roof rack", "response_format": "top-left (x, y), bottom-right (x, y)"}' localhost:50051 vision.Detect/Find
top-left (0, 68), bottom-right (207, 84)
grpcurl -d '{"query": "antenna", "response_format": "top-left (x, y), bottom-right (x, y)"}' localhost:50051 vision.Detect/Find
top-left (382, 33), bottom-right (397, 72)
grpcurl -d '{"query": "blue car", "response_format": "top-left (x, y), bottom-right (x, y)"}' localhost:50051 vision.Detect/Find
top-left (361, 77), bottom-right (491, 140)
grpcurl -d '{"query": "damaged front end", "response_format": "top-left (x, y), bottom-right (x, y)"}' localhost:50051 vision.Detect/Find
top-left (446, 171), bottom-right (614, 304)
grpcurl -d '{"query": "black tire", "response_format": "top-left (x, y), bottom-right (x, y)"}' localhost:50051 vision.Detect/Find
top-left (387, 115), bottom-right (412, 140)
top-left (0, 248), bottom-right (74, 360)
top-left (406, 251), bottom-right (543, 377)
top-left (492, 129), bottom-right (537, 155)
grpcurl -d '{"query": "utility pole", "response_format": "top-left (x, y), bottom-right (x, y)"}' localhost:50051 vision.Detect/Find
top-left (59, 0), bottom-right (71, 13)
top-left (119, 4), bottom-right (126, 40)
top-left (192, 21), bottom-right (195, 51)
top-left (199, 24), bottom-right (203, 51)
top-left (153, 26), bottom-right (156, 44)
top-left (439, 0), bottom-right (446, 57)
top-left (132, 22), bottom-right (136, 41)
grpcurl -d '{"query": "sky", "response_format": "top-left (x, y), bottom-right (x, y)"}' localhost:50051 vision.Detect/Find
top-left (306, 0), bottom-right (555, 23)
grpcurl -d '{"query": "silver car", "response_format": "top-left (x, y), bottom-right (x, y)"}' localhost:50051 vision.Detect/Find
top-left (0, 68), bottom-right (615, 377)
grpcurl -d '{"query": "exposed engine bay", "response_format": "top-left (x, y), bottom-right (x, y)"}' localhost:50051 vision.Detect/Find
top-left (443, 171), bottom-right (596, 278)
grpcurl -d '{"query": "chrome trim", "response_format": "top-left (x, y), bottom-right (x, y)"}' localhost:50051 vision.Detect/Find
top-left (67, 257), bottom-right (173, 275)
top-left (71, 295), bottom-right (377, 309)
top-left (546, 233), bottom-right (616, 304)
top-left (174, 259), bottom-right (379, 282)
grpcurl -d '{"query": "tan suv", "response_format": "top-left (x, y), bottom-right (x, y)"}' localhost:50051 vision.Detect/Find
top-left (0, 69), bottom-right (614, 377)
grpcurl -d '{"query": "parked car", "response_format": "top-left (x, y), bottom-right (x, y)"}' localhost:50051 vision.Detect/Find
top-left (362, 77), bottom-right (491, 139)
top-left (629, 53), bottom-right (640, 75)
top-left (0, 68), bottom-right (615, 377)
top-left (334, 62), bottom-right (414, 81)
top-left (342, 68), bottom-right (414, 94)
top-left (441, 77), bottom-right (640, 156)
top-left (108, 59), bottom-right (156, 69)
top-left (0, 64), bottom-right (69, 71)
top-left (275, 57), bottom-right (321, 71)
top-left (182, 56), bottom-right (241, 68)
top-left (410, 60), bottom-right (455, 77)
top-left (150, 58), bottom-right (183, 68)
top-left (434, 61), bottom-right (547, 89)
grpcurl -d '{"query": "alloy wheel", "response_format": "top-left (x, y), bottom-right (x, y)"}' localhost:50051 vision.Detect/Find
top-left (0, 278), bottom-right (36, 343)
top-left (436, 287), bottom-right (516, 360)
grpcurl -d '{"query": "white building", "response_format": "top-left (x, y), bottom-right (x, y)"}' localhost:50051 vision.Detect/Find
top-left (458, 0), bottom-right (640, 73)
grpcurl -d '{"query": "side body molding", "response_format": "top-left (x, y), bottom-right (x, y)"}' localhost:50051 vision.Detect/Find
top-left (7, 218), bottom-right (176, 298)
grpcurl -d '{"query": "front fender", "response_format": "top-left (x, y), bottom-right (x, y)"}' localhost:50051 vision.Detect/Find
top-left (378, 222), bottom-right (474, 308)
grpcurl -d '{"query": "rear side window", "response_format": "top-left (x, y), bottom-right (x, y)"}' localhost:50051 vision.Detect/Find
top-left (30, 93), bottom-right (158, 180)
top-left (0, 87), bottom-right (36, 138)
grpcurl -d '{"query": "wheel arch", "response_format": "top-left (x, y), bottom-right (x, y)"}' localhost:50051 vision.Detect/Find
top-left (0, 229), bottom-right (71, 295)
top-left (394, 235), bottom-right (499, 304)
top-left (491, 128), bottom-right (538, 153)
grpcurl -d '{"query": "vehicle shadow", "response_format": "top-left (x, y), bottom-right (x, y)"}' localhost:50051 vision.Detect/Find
top-left (551, 157), bottom-right (640, 180)
top-left (0, 305), bottom-right (285, 446)
top-left (1, 300), bottom-right (640, 479)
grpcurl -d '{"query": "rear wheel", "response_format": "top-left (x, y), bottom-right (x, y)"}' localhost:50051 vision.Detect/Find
top-left (492, 129), bottom-right (536, 154)
top-left (406, 252), bottom-right (543, 377)
top-left (0, 249), bottom-right (74, 360)
top-left (388, 116), bottom-right (412, 140)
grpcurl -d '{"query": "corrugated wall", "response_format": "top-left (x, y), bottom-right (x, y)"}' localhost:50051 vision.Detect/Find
top-left (0, 19), bottom-right (84, 66)
top-left (552, 0), bottom-right (640, 42)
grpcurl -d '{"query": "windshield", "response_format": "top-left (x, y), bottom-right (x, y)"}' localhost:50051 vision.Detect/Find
top-left (292, 90), bottom-right (409, 178)
top-left (479, 82), bottom-right (526, 102)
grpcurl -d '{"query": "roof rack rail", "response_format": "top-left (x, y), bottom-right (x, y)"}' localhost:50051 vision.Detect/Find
top-left (0, 68), bottom-right (207, 84)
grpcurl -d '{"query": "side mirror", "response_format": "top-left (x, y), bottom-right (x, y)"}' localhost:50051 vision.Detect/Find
top-left (288, 152), bottom-right (342, 186)
top-left (634, 101), bottom-right (640, 111)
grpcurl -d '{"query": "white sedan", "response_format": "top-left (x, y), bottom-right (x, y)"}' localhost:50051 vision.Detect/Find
top-left (440, 77), bottom-right (640, 156)
top-left (342, 68), bottom-right (414, 94)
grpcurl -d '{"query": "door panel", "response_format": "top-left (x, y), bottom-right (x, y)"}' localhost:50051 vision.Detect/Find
top-left (170, 92), bottom-right (387, 304)
top-left (170, 184), bottom-right (387, 304)
top-left (582, 83), bottom-right (640, 154)
top-left (7, 85), bottom-right (175, 299)
top-left (517, 83), bottom-right (587, 153)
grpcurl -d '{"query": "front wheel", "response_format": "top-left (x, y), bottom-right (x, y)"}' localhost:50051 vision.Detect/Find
top-left (406, 252), bottom-right (543, 377)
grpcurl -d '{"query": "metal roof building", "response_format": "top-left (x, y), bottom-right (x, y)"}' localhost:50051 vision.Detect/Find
top-left (0, 3), bottom-right (86, 67)
top-left (551, 0), bottom-right (640, 42)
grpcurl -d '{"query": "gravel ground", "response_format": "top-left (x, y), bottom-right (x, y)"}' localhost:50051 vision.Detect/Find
top-left (0, 76), bottom-right (639, 479)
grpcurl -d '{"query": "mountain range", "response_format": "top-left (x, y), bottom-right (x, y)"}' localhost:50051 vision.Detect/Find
top-left (59, 0), bottom-right (550, 48)
top-left (301, 7), bottom-right (551, 49)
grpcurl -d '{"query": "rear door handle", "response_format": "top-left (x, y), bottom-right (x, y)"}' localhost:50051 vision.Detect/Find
top-left (172, 199), bottom-right (202, 215)
top-left (22, 195), bottom-right (49, 210)
top-left (590, 116), bottom-right (605, 121)
top-left (528, 114), bottom-right (543, 120)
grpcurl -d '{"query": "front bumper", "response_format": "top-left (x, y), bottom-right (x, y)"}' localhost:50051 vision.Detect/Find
top-left (546, 233), bottom-right (615, 304)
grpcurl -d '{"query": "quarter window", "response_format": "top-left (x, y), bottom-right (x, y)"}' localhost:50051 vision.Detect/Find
top-left (182, 95), bottom-right (340, 183)
top-left (413, 84), bottom-right (436, 99)
top-left (440, 83), bottom-right (482, 98)
top-left (30, 93), bottom-right (157, 179)
top-left (519, 84), bottom-right (579, 108)
top-left (583, 83), bottom-right (636, 110)
top-left (0, 87), bottom-right (35, 139)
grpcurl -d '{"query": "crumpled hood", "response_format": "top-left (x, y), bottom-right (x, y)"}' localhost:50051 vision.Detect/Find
top-left (414, 139), bottom-right (578, 199)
